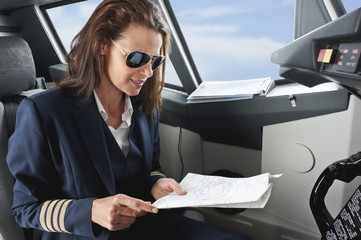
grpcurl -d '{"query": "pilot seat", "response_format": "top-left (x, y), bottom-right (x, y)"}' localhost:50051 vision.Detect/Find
top-left (0, 36), bottom-right (46, 240)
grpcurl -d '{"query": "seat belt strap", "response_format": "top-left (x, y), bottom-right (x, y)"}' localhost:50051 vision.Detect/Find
top-left (23, 228), bottom-right (33, 240)
top-left (3, 96), bottom-right (24, 138)
top-left (3, 100), bottom-right (19, 138)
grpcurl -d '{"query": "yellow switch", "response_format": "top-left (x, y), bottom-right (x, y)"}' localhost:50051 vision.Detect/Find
top-left (323, 49), bottom-right (333, 63)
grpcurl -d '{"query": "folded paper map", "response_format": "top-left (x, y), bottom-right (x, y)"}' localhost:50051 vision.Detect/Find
top-left (153, 172), bottom-right (281, 209)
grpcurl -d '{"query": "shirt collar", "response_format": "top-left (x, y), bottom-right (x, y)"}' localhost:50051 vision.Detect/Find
top-left (93, 91), bottom-right (133, 128)
top-left (122, 95), bottom-right (133, 127)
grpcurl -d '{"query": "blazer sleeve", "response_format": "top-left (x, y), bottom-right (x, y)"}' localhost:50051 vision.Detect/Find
top-left (6, 98), bottom-right (97, 238)
top-left (148, 109), bottom-right (166, 186)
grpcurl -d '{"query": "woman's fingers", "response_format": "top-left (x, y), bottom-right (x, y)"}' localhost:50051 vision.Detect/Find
top-left (151, 178), bottom-right (187, 200)
top-left (172, 183), bottom-right (187, 195)
top-left (113, 194), bottom-right (158, 214)
top-left (91, 194), bottom-right (158, 231)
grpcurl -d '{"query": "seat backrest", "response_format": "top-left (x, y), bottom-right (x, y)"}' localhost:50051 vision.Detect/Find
top-left (0, 36), bottom-right (39, 240)
top-left (0, 103), bottom-right (25, 240)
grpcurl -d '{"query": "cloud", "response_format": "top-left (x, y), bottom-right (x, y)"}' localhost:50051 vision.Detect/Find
top-left (47, 0), bottom-right (287, 81)
top-left (182, 24), bottom-right (285, 59)
top-left (46, 6), bottom-right (64, 19)
top-left (181, 24), bottom-right (240, 35)
top-left (281, 0), bottom-right (294, 6)
top-left (178, 6), bottom-right (254, 20)
top-left (48, 2), bottom-right (98, 51)
top-left (190, 36), bottom-right (284, 60)
top-left (180, 26), bottom-right (286, 80)
top-left (79, 3), bottom-right (98, 19)
top-left (48, 11), bottom-right (85, 50)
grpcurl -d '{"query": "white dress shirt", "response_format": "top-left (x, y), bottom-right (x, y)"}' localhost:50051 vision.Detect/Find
top-left (94, 91), bottom-right (133, 156)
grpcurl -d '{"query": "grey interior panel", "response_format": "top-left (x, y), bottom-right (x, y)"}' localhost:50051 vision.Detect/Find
top-left (161, 81), bottom-right (349, 150)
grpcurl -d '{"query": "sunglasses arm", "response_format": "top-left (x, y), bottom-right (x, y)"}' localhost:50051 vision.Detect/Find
top-left (110, 39), bottom-right (127, 57)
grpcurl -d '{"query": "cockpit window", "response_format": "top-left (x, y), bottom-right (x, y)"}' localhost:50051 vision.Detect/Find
top-left (46, 0), bottom-right (183, 88)
top-left (47, 1), bottom-right (299, 86)
top-left (342, 0), bottom-right (361, 12)
top-left (47, 0), bottom-right (98, 52)
top-left (169, 0), bottom-right (294, 82)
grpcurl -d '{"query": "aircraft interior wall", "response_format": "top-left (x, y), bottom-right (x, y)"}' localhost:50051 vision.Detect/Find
top-left (159, 123), bottom-right (261, 181)
top-left (0, 13), bottom-right (17, 37)
top-left (159, 94), bottom-right (361, 240)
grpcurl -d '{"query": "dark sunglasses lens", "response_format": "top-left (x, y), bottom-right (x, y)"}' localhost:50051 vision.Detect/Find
top-left (152, 56), bottom-right (165, 70)
top-left (126, 52), bottom-right (150, 68)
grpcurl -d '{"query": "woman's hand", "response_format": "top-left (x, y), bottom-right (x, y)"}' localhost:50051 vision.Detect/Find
top-left (91, 194), bottom-right (158, 231)
top-left (151, 178), bottom-right (187, 200)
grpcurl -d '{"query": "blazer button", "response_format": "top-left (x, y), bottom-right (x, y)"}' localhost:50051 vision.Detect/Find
top-left (124, 164), bottom-right (130, 173)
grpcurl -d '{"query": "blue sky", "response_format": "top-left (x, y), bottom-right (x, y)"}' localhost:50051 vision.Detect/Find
top-left (48, 0), bottom-right (360, 84)
top-left (343, 0), bottom-right (361, 12)
top-left (169, 0), bottom-right (294, 82)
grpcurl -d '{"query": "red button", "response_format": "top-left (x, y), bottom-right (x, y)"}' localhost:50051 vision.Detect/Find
top-left (317, 49), bottom-right (326, 62)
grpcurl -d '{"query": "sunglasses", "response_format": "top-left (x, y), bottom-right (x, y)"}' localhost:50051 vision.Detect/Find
top-left (110, 39), bottom-right (165, 70)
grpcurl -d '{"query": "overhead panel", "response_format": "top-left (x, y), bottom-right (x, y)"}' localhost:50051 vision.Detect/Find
top-left (0, 0), bottom-right (63, 11)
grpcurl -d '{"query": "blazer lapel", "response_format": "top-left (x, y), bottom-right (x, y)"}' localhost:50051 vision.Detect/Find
top-left (72, 95), bottom-right (116, 196)
top-left (132, 101), bottom-right (152, 173)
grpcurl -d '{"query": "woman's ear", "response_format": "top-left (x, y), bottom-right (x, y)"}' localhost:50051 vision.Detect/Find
top-left (100, 42), bottom-right (107, 55)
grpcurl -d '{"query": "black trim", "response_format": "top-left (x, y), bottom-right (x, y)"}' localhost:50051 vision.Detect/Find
top-left (49, 63), bottom-right (67, 83)
top-left (164, 82), bottom-right (185, 92)
top-left (41, 0), bottom-right (86, 9)
top-left (0, 10), bottom-right (10, 15)
top-left (23, 228), bottom-right (33, 240)
top-left (0, 26), bottom-right (19, 33)
top-left (38, 5), bottom-right (68, 62)
top-left (329, 0), bottom-right (346, 16)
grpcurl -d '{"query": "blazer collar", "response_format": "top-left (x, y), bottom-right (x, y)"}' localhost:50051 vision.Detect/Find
top-left (131, 100), bottom-right (152, 173)
top-left (69, 93), bottom-right (153, 195)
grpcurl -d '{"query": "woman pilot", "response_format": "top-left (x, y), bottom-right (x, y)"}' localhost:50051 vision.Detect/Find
top-left (6, 0), bottom-right (251, 239)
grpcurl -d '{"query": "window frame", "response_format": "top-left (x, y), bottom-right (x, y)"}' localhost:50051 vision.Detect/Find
top-left (42, 0), bottom-right (201, 94)
top-left (39, 0), bottom-right (88, 64)
top-left (155, 0), bottom-right (201, 94)
top-left (41, 0), bottom-right (347, 94)
top-left (294, 0), bottom-right (346, 39)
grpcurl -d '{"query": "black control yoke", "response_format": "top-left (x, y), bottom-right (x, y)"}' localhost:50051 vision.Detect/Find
top-left (310, 152), bottom-right (361, 235)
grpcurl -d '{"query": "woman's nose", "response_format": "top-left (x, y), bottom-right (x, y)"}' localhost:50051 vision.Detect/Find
top-left (139, 61), bottom-right (153, 78)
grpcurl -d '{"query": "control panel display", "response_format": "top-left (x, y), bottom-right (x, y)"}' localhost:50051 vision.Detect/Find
top-left (333, 43), bottom-right (361, 73)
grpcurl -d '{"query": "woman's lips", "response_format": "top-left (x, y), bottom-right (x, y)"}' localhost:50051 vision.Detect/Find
top-left (131, 79), bottom-right (145, 87)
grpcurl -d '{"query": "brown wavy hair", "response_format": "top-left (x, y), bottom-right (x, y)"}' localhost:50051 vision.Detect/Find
top-left (57, 0), bottom-right (170, 116)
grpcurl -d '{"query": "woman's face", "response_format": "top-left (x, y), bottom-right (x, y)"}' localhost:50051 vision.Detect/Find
top-left (100, 24), bottom-right (163, 96)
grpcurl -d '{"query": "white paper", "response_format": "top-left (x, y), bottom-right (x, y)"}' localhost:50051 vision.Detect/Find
top-left (187, 77), bottom-right (272, 101)
top-left (153, 173), bottom-right (280, 209)
top-left (266, 82), bottom-right (341, 97)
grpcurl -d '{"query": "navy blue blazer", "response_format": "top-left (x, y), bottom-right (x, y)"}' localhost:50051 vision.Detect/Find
top-left (6, 88), bottom-right (166, 240)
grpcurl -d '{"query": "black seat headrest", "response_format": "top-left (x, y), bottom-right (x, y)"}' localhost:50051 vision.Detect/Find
top-left (0, 37), bottom-right (36, 99)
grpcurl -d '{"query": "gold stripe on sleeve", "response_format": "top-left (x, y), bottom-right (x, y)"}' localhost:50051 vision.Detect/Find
top-left (59, 199), bottom-right (72, 234)
top-left (46, 200), bottom-right (59, 232)
top-left (39, 200), bottom-right (51, 232)
top-left (150, 171), bottom-right (166, 178)
top-left (52, 199), bottom-right (66, 232)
